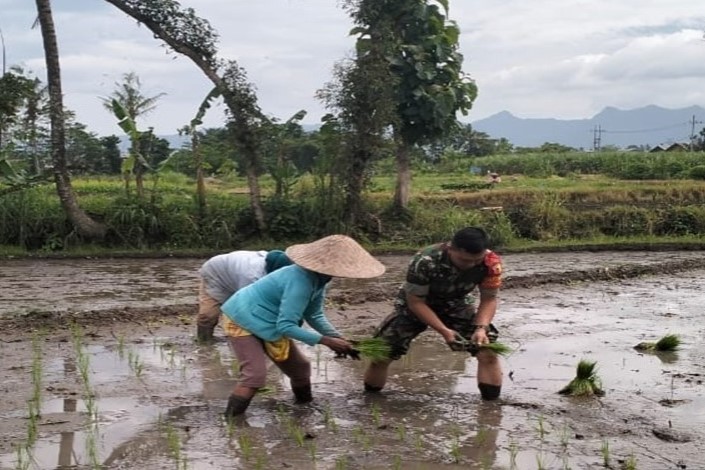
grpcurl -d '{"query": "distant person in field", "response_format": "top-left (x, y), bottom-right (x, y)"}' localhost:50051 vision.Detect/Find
top-left (486, 171), bottom-right (502, 186)
top-left (196, 250), bottom-right (292, 342)
top-left (220, 235), bottom-right (386, 417)
top-left (363, 226), bottom-right (504, 400)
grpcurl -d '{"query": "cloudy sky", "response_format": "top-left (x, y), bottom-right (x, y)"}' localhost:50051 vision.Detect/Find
top-left (2, 0), bottom-right (705, 136)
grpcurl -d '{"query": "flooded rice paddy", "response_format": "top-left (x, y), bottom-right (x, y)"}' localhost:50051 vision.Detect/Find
top-left (0, 252), bottom-right (704, 469)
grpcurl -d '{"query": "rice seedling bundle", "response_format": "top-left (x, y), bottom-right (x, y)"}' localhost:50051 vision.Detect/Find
top-left (634, 333), bottom-right (681, 352)
top-left (352, 337), bottom-right (392, 361)
top-left (476, 341), bottom-right (513, 357)
top-left (558, 359), bottom-right (604, 397)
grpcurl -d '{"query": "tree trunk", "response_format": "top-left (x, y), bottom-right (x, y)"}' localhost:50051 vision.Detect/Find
top-left (193, 133), bottom-right (207, 221)
top-left (393, 139), bottom-right (412, 210)
top-left (103, 0), bottom-right (267, 233)
top-left (244, 156), bottom-right (266, 232)
top-left (35, 0), bottom-right (106, 240)
top-left (135, 162), bottom-right (145, 199)
top-left (343, 147), bottom-right (368, 229)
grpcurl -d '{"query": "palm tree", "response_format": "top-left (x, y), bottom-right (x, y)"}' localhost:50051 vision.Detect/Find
top-left (101, 72), bottom-right (165, 120)
top-left (101, 72), bottom-right (166, 198)
top-left (34, 0), bottom-right (106, 240)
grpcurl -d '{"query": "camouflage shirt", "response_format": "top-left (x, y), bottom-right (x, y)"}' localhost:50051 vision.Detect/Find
top-left (395, 243), bottom-right (502, 314)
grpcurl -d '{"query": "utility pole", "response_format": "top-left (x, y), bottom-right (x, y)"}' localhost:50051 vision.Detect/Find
top-left (689, 115), bottom-right (703, 151)
top-left (592, 125), bottom-right (603, 152)
top-left (0, 27), bottom-right (6, 76)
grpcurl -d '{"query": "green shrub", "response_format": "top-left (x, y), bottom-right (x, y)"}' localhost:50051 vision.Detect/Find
top-left (600, 206), bottom-right (654, 237)
top-left (654, 207), bottom-right (705, 235)
top-left (689, 165), bottom-right (705, 180)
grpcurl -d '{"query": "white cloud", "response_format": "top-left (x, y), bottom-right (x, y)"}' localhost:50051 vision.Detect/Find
top-left (3, 0), bottom-right (705, 134)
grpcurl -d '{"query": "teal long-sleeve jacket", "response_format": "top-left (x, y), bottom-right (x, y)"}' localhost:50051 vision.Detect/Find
top-left (221, 264), bottom-right (340, 346)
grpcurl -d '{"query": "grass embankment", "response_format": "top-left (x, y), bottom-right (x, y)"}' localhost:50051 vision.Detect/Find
top-left (1, 168), bottom-right (705, 256)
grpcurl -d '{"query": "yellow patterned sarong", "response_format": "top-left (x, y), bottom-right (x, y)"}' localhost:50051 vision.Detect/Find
top-left (221, 315), bottom-right (290, 362)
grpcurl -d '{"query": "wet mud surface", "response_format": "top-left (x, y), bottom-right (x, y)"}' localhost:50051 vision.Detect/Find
top-left (1, 252), bottom-right (704, 469)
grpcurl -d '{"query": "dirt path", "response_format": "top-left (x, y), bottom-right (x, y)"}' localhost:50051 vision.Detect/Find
top-left (1, 253), bottom-right (704, 469)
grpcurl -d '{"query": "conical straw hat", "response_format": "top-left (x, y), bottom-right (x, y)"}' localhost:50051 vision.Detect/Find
top-left (285, 235), bottom-right (386, 278)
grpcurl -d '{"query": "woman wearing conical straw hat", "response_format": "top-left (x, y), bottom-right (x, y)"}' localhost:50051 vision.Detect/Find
top-left (220, 234), bottom-right (386, 417)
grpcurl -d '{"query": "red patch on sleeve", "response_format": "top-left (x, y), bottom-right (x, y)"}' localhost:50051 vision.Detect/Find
top-left (484, 251), bottom-right (502, 276)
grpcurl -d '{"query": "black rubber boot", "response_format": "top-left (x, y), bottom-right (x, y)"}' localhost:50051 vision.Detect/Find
top-left (478, 383), bottom-right (501, 401)
top-left (364, 383), bottom-right (383, 393)
top-left (224, 395), bottom-right (251, 417)
top-left (292, 384), bottom-right (313, 404)
top-left (196, 324), bottom-right (215, 343)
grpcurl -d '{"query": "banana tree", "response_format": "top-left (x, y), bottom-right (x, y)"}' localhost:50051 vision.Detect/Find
top-left (0, 153), bottom-right (50, 195)
top-left (110, 98), bottom-right (149, 197)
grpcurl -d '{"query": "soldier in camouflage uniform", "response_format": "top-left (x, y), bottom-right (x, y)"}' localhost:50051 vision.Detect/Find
top-left (363, 227), bottom-right (504, 400)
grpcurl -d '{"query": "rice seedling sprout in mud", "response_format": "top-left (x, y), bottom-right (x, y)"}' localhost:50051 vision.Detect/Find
top-left (449, 423), bottom-right (462, 463)
top-left (353, 425), bottom-right (371, 450)
top-left (536, 451), bottom-right (547, 470)
top-left (480, 455), bottom-right (494, 470)
top-left (164, 422), bottom-right (187, 468)
top-left (370, 402), bottom-right (382, 427)
top-left (536, 414), bottom-right (548, 441)
top-left (225, 417), bottom-right (236, 440)
top-left (116, 334), bottom-right (126, 358)
top-left (285, 419), bottom-right (306, 447)
top-left (85, 426), bottom-right (101, 469)
top-left (634, 333), bottom-right (681, 352)
top-left (449, 435), bottom-right (462, 463)
top-left (623, 453), bottom-right (637, 470)
top-left (335, 456), bottom-right (348, 470)
top-left (30, 333), bottom-right (43, 415)
top-left (396, 423), bottom-right (407, 441)
top-left (475, 426), bottom-right (489, 445)
top-left (323, 403), bottom-right (338, 432)
top-left (237, 433), bottom-right (253, 460)
top-left (353, 337), bottom-right (392, 361)
top-left (598, 438), bottom-right (611, 467)
top-left (508, 440), bottom-right (519, 470)
top-left (559, 359), bottom-right (605, 396)
top-left (562, 454), bottom-right (572, 470)
top-left (307, 441), bottom-right (317, 461)
top-left (254, 455), bottom-right (267, 470)
top-left (14, 443), bottom-right (33, 470)
top-left (414, 432), bottom-right (424, 452)
top-left (392, 455), bottom-right (402, 470)
top-left (26, 401), bottom-right (39, 445)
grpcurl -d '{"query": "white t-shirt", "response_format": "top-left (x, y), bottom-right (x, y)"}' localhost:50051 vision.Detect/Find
top-left (199, 250), bottom-right (268, 303)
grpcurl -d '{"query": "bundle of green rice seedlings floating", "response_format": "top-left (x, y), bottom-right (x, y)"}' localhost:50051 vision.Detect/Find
top-left (476, 341), bottom-right (513, 357)
top-left (634, 333), bottom-right (681, 352)
top-left (558, 359), bottom-right (605, 397)
top-left (353, 337), bottom-right (392, 361)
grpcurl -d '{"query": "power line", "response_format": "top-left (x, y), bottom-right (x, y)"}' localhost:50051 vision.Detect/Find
top-left (603, 122), bottom-right (691, 134)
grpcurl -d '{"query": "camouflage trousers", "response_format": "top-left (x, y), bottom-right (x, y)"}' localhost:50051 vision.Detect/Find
top-left (374, 305), bottom-right (499, 360)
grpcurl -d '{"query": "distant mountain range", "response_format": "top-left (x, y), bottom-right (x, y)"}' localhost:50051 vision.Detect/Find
top-left (133, 105), bottom-right (705, 152)
top-left (470, 105), bottom-right (705, 149)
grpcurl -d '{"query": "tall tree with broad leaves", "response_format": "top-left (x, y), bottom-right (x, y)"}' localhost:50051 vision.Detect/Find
top-left (104, 0), bottom-right (269, 233)
top-left (34, 0), bottom-right (106, 239)
top-left (349, 0), bottom-right (478, 211)
top-left (0, 67), bottom-right (37, 150)
top-left (317, 56), bottom-right (396, 230)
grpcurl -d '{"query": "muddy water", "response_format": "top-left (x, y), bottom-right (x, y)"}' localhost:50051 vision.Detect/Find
top-left (3, 251), bottom-right (705, 316)
top-left (1, 253), bottom-right (704, 469)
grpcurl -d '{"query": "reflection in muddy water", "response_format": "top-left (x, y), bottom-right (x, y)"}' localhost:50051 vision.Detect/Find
top-left (2, 254), bottom-right (705, 469)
